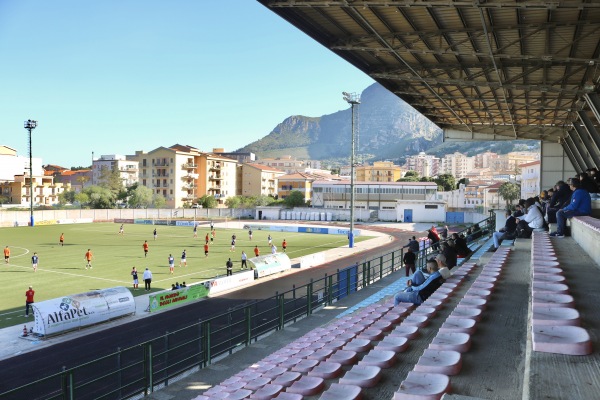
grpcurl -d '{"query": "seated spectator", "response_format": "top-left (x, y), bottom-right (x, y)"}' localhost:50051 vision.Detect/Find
top-left (579, 172), bottom-right (599, 194)
top-left (441, 242), bottom-right (457, 269)
top-left (512, 204), bottom-right (524, 218)
top-left (550, 178), bottom-right (592, 238)
top-left (181, 281), bottom-right (187, 287)
top-left (516, 198), bottom-right (545, 238)
top-left (489, 210), bottom-right (517, 251)
top-left (171, 284), bottom-right (177, 291)
top-left (403, 247), bottom-right (416, 277)
top-left (175, 282), bottom-right (181, 289)
top-left (394, 259), bottom-right (444, 306)
top-left (451, 233), bottom-right (471, 257)
top-left (546, 181), bottom-right (572, 224)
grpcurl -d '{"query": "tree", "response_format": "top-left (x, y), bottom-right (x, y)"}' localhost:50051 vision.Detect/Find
top-left (81, 185), bottom-right (116, 209)
top-left (97, 166), bottom-right (123, 195)
top-left (404, 170), bottom-right (419, 177)
top-left (284, 191), bottom-right (306, 208)
top-left (420, 176), bottom-right (434, 182)
top-left (128, 185), bottom-right (153, 208)
top-left (198, 195), bottom-right (218, 209)
top-left (59, 189), bottom-right (76, 204)
top-left (435, 174), bottom-right (456, 191)
top-left (457, 178), bottom-right (469, 189)
top-left (152, 194), bottom-right (167, 208)
top-left (74, 192), bottom-right (90, 207)
top-left (225, 196), bottom-right (242, 208)
top-left (498, 182), bottom-right (521, 208)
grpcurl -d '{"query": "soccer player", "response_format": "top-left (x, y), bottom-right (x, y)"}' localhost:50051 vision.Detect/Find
top-left (143, 240), bottom-right (149, 258)
top-left (230, 237), bottom-right (236, 252)
top-left (31, 252), bottom-right (39, 272)
top-left (153, 228), bottom-right (157, 241)
top-left (254, 245), bottom-right (260, 257)
top-left (241, 251), bottom-right (248, 269)
top-left (282, 239), bottom-right (287, 253)
top-left (204, 242), bottom-right (209, 257)
top-left (248, 229), bottom-right (253, 240)
top-left (267, 234), bottom-right (272, 246)
top-left (118, 224), bottom-right (124, 235)
top-left (211, 229), bottom-right (215, 243)
top-left (131, 267), bottom-right (139, 289)
top-left (193, 224), bottom-right (198, 238)
top-left (84, 249), bottom-right (93, 269)
top-left (180, 249), bottom-right (187, 267)
top-left (59, 233), bottom-right (64, 246)
top-left (205, 233), bottom-right (209, 244)
top-left (25, 286), bottom-right (35, 317)
top-left (168, 254), bottom-right (175, 274)
top-left (4, 246), bottom-right (10, 264)
top-left (271, 244), bottom-right (277, 254)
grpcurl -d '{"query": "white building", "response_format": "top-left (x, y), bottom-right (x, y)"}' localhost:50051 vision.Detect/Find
top-left (0, 145), bottom-right (43, 181)
top-left (520, 160), bottom-right (541, 199)
top-left (92, 155), bottom-right (139, 187)
top-left (404, 152), bottom-right (440, 177)
top-left (440, 152), bottom-right (474, 179)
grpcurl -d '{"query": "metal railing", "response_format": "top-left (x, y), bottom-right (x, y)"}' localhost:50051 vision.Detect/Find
top-left (0, 214), bottom-right (494, 399)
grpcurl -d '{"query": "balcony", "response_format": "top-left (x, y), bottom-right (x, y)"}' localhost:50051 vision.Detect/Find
top-left (153, 161), bottom-right (169, 167)
top-left (209, 175), bottom-right (223, 180)
top-left (182, 173), bottom-right (199, 180)
top-left (182, 163), bottom-right (197, 169)
top-left (210, 163), bottom-right (222, 171)
top-left (182, 194), bottom-right (196, 200)
top-left (182, 184), bottom-right (196, 190)
top-left (152, 173), bottom-right (169, 178)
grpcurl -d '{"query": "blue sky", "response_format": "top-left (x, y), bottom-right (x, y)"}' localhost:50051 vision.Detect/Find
top-left (0, 1), bottom-right (374, 168)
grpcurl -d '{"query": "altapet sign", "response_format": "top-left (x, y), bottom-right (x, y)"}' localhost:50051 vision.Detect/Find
top-left (32, 287), bottom-right (135, 337)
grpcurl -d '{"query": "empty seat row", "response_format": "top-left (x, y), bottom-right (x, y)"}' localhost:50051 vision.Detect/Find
top-left (530, 232), bottom-right (592, 356)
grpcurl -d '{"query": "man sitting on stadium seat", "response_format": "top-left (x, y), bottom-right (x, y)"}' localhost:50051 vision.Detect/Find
top-left (550, 178), bottom-right (592, 238)
top-left (394, 259), bottom-right (444, 306)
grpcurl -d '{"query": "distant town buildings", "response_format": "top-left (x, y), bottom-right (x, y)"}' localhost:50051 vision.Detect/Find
top-left (254, 155), bottom-right (322, 174)
top-left (520, 160), bottom-right (541, 199)
top-left (92, 155), bottom-right (139, 187)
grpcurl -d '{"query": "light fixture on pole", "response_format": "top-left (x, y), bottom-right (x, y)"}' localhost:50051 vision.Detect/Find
top-left (24, 119), bottom-right (38, 227)
top-left (343, 92), bottom-right (360, 248)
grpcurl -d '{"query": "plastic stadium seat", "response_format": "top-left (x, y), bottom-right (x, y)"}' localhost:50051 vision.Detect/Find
top-left (251, 383), bottom-right (284, 400)
top-left (260, 367), bottom-right (288, 380)
top-left (329, 349), bottom-right (358, 366)
top-left (422, 299), bottom-right (444, 310)
top-left (339, 364), bottom-right (382, 387)
top-left (375, 335), bottom-right (409, 353)
top-left (439, 317), bottom-right (476, 334)
top-left (393, 371), bottom-right (450, 400)
top-left (429, 332), bottom-right (471, 353)
top-left (414, 349), bottom-right (462, 375)
top-left (318, 383), bottom-right (362, 400)
top-left (532, 282), bottom-right (569, 294)
top-left (324, 340), bottom-right (347, 351)
top-left (225, 389), bottom-right (253, 400)
top-left (286, 376), bottom-right (325, 396)
top-left (272, 371), bottom-right (302, 387)
top-left (532, 325), bottom-right (592, 355)
top-left (291, 358), bottom-right (320, 373)
top-left (532, 306), bottom-right (581, 326)
top-left (532, 274), bottom-right (566, 283)
top-left (307, 361), bottom-right (343, 379)
top-left (307, 348), bottom-right (335, 361)
top-left (390, 325), bottom-right (419, 339)
top-left (358, 349), bottom-right (397, 368)
top-left (277, 357), bottom-right (303, 370)
top-left (273, 392), bottom-right (303, 400)
top-left (244, 377), bottom-right (272, 391)
top-left (358, 328), bottom-right (385, 341)
top-left (464, 289), bottom-right (492, 300)
top-left (403, 314), bottom-right (430, 328)
top-left (343, 338), bottom-right (373, 353)
top-left (458, 297), bottom-right (487, 310)
top-left (450, 307), bottom-right (482, 321)
top-left (532, 292), bottom-right (575, 308)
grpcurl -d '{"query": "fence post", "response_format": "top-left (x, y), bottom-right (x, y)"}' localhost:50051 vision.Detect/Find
top-left (391, 251), bottom-right (395, 272)
top-left (362, 262), bottom-right (366, 288)
top-left (327, 275), bottom-right (333, 305)
top-left (367, 261), bottom-right (371, 284)
top-left (203, 321), bottom-right (211, 366)
top-left (117, 347), bottom-right (122, 399)
top-left (278, 293), bottom-right (284, 330)
top-left (245, 306), bottom-right (252, 345)
top-left (164, 332), bottom-right (169, 387)
top-left (379, 256), bottom-right (383, 279)
top-left (143, 342), bottom-right (153, 395)
top-left (307, 280), bottom-right (313, 316)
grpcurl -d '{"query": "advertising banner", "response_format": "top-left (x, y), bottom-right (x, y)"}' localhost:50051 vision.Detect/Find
top-left (32, 287), bottom-right (135, 336)
top-left (175, 220), bottom-right (198, 227)
top-left (252, 253), bottom-right (292, 279)
top-left (148, 283), bottom-right (209, 312)
top-left (205, 270), bottom-right (255, 295)
top-left (56, 218), bottom-right (94, 224)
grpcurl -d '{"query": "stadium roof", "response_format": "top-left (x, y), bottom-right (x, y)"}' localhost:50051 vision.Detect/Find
top-left (259, 1), bottom-right (600, 170)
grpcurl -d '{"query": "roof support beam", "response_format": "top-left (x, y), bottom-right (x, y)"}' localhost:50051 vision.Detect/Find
top-left (572, 123), bottom-right (598, 168)
top-left (563, 133), bottom-right (589, 171)
top-left (576, 111), bottom-right (600, 168)
top-left (560, 137), bottom-right (584, 172)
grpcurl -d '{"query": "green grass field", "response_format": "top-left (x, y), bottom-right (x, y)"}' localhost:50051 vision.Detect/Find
top-left (0, 222), bottom-right (370, 328)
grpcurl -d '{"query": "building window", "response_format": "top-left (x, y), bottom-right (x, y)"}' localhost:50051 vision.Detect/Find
top-left (424, 205), bottom-right (438, 209)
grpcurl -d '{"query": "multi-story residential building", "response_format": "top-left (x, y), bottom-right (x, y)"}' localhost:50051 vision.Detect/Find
top-left (0, 145), bottom-right (43, 182)
top-left (404, 152), bottom-right (440, 177)
top-left (254, 156), bottom-right (321, 174)
top-left (473, 151), bottom-right (499, 169)
top-left (131, 144), bottom-right (237, 208)
top-left (278, 171), bottom-right (334, 203)
top-left (440, 152), bottom-right (474, 179)
top-left (53, 169), bottom-right (93, 192)
top-left (239, 163), bottom-right (285, 197)
top-left (92, 155), bottom-right (139, 187)
top-left (355, 161), bottom-right (403, 182)
top-left (312, 180), bottom-right (438, 210)
top-left (0, 174), bottom-right (70, 206)
top-left (520, 160), bottom-right (541, 199)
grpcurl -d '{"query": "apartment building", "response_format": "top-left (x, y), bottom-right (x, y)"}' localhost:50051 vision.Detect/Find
top-left (440, 152), bottom-right (474, 179)
top-left (240, 163), bottom-right (285, 197)
top-left (92, 155), bottom-right (139, 187)
top-left (254, 155), bottom-right (321, 174)
top-left (131, 145), bottom-right (237, 208)
top-left (404, 152), bottom-right (440, 177)
top-left (53, 169), bottom-right (93, 192)
top-left (355, 161), bottom-right (403, 182)
top-left (0, 174), bottom-right (70, 206)
top-left (278, 171), bottom-right (334, 203)
top-left (0, 145), bottom-right (43, 181)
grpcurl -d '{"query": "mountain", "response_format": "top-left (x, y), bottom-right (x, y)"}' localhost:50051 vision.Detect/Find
top-left (237, 83), bottom-right (538, 164)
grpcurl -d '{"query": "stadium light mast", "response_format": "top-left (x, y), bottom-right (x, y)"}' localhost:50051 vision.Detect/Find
top-left (24, 119), bottom-right (38, 227)
top-left (343, 92), bottom-right (360, 248)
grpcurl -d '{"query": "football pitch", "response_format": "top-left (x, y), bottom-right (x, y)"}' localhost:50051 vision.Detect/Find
top-left (0, 222), bottom-right (370, 328)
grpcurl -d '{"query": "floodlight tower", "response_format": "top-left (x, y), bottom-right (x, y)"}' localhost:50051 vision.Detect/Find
top-left (24, 119), bottom-right (38, 227)
top-left (343, 92), bottom-right (360, 248)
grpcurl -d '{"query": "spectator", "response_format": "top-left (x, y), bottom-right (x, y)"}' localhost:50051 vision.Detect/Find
top-left (546, 181), bottom-right (572, 224)
top-left (441, 240), bottom-right (457, 269)
top-left (550, 178), bottom-right (592, 238)
top-left (394, 259), bottom-right (444, 306)
top-left (489, 210), bottom-right (517, 251)
top-left (226, 258), bottom-right (233, 276)
top-left (579, 172), bottom-right (599, 193)
top-left (403, 247), bottom-right (416, 277)
top-left (427, 226), bottom-right (440, 250)
top-left (25, 286), bottom-right (35, 317)
top-left (451, 233), bottom-right (471, 258)
top-left (516, 198), bottom-right (545, 238)
top-left (143, 268), bottom-right (153, 291)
